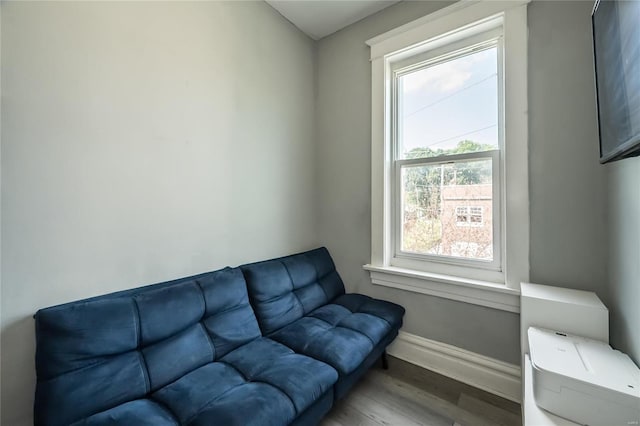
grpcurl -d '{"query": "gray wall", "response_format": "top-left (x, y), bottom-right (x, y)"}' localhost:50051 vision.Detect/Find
top-left (528, 0), bottom-right (608, 297)
top-left (315, 0), bottom-right (521, 365)
top-left (0, 2), bottom-right (316, 424)
top-left (315, 0), bottom-right (608, 366)
top-left (607, 157), bottom-right (640, 365)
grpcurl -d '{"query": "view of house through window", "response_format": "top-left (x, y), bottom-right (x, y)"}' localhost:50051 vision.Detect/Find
top-left (395, 43), bottom-right (499, 263)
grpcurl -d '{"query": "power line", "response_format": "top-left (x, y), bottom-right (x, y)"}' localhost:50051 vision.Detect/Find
top-left (403, 73), bottom-right (497, 119)
top-left (409, 124), bottom-right (497, 151)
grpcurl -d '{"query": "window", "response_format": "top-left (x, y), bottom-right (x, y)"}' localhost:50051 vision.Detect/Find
top-left (456, 207), bottom-right (484, 227)
top-left (393, 36), bottom-right (501, 270)
top-left (365, 1), bottom-right (530, 311)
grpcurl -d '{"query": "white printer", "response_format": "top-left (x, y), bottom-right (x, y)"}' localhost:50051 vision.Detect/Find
top-left (528, 327), bottom-right (640, 426)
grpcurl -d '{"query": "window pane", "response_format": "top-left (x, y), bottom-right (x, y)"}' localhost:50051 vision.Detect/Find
top-left (398, 47), bottom-right (498, 160)
top-left (400, 158), bottom-right (493, 261)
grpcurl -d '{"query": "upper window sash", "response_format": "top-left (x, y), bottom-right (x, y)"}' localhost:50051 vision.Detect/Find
top-left (390, 26), bottom-right (503, 74)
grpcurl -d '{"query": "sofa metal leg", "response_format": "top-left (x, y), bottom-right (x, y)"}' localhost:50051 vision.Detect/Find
top-left (381, 350), bottom-right (389, 370)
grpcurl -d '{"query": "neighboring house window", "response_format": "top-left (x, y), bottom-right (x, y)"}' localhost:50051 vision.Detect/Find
top-left (456, 207), bottom-right (484, 227)
top-left (365, 1), bottom-right (530, 311)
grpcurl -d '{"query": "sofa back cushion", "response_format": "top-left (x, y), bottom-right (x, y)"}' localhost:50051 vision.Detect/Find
top-left (240, 247), bottom-right (345, 335)
top-left (34, 267), bottom-right (260, 426)
top-left (35, 298), bottom-right (148, 426)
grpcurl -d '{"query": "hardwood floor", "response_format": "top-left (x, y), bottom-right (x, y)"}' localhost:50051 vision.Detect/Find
top-left (321, 356), bottom-right (522, 426)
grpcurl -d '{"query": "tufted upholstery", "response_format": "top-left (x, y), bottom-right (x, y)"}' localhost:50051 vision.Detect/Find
top-left (70, 400), bottom-right (179, 426)
top-left (241, 248), bottom-right (405, 376)
top-left (35, 247), bottom-right (404, 426)
top-left (151, 338), bottom-right (336, 426)
top-left (269, 294), bottom-right (405, 375)
top-left (241, 247), bottom-right (345, 335)
top-left (35, 267), bottom-right (337, 426)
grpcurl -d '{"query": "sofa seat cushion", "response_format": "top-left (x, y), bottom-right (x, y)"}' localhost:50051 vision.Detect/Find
top-left (151, 338), bottom-right (338, 426)
top-left (70, 399), bottom-right (178, 426)
top-left (332, 293), bottom-right (405, 330)
top-left (269, 294), bottom-right (405, 375)
top-left (220, 337), bottom-right (338, 413)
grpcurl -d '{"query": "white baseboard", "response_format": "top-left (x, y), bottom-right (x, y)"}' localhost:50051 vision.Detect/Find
top-left (387, 331), bottom-right (522, 403)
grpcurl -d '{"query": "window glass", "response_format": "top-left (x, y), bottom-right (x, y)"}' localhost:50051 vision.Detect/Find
top-left (397, 47), bottom-right (499, 160)
top-left (400, 158), bottom-right (493, 261)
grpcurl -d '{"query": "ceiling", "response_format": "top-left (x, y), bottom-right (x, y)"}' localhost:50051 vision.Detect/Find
top-left (266, 0), bottom-right (401, 40)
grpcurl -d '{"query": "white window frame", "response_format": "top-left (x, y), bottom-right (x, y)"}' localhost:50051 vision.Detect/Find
top-left (391, 30), bottom-right (503, 279)
top-left (364, 1), bottom-right (530, 313)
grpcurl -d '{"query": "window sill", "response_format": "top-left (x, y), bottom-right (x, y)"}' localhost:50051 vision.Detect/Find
top-left (363, 264), bottom-right (521, 313)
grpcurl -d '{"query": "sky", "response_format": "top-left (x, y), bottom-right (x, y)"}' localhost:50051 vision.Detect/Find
top-left (399, 47), bottom-right (499, 158)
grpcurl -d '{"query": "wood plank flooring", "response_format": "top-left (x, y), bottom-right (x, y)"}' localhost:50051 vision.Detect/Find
top-left (321, 356), bottom-right (522, 426)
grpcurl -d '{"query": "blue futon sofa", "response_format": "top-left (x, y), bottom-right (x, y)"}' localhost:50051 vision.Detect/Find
top-left (34, 247), bottom-right (405, 426)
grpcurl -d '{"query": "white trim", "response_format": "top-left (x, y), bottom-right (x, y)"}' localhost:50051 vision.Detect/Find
top-left (501, 3), bottom-right (530, 289)
top-left (370, 54), bottom-right (392, 267)
top-left (388, 331), bottom-right (522, 403)
top-left (390, 25), bottom-right (503, 73)
top-left (366, 0), bottom-right (530, 59)
top-left (365, 264), bottom-right (520, 312)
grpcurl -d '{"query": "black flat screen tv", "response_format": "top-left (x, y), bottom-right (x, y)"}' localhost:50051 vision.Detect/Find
top-left (592, 0), bottom-right (640, 164)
